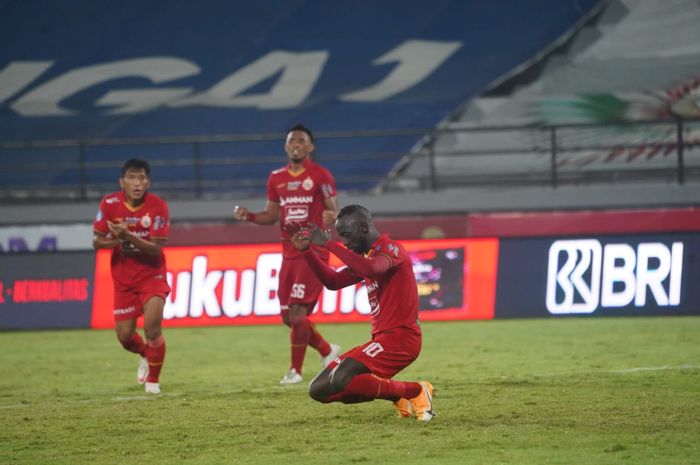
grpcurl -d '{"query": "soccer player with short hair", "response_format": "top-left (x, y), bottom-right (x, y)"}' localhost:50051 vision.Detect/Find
top-left (92, 158), bottom-right (170, 394)
top-left (289, 204), bottom-right (435, 422)
top-left (234, 124), bottom-right (341, 384)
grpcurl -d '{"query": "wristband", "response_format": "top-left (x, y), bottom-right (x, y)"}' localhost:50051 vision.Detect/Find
top-left (246, 212), bottom-right (257, 222)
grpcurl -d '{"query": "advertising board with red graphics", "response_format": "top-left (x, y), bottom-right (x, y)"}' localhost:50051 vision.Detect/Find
top-left (0, 252), bottom-right (95, 330)
top-left (90, 239), bottom-right (499, 329)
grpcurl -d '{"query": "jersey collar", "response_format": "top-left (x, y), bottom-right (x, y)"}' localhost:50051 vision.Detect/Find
top-left (287, 157), bottom-right (312, 176)
top-left (120, 190), bottom-right (148, 212)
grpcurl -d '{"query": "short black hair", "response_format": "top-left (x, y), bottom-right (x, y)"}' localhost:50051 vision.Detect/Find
top-left (121, 158), bottom-right (151, 177)
top-left (337, 204), bottom-right (371, 221)
top-left (287, 123), bottom-right (314, 142)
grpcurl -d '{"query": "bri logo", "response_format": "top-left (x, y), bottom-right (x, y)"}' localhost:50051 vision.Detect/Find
top-left (545, 239), bottom-right (684, 314)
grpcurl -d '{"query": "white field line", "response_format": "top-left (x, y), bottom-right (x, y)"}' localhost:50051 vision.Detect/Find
top-left (1, 364), bottom-right (698, 411)
top-left (480, 364), bottom-right (700, 383)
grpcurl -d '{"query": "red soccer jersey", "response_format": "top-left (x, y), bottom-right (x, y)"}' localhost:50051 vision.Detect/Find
top-left (93, 190), bottom-right (169, 287)
top-left (266, 158), bottom-right (336, 258)
top-left (364, 234), bottom-right (420, 336)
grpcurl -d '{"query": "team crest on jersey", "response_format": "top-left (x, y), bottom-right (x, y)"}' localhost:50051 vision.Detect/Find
top-left (302, 177), bottom-right (314, 190)
top-left (140, 215), bottom-right (152, 228)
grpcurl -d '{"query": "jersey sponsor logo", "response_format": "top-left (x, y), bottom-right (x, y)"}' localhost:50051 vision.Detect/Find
top-left (545, 239), bottom-right (684, 314)
top-left (366, 280), bottom-right (379, 292)
top-left (284, 205), bottom-right (309, 222)
top-left (368, 295), bottom-right (380, 316)
top-left (122, 217), bottom-right (142, 226)
top-left (105, 196), bottom-right (120, 204)
top-left (321, 183), bottom-right (333, 197)
top-left (287, 181), bottom-right (301, 191)
top-left (140, 215), bottom-right (152, 228)
top-left (279, 195), bottom-right (313, 206)
top-left (114, 305), bottom-right (136, 315)
top-left (302, 177), bottom-right (314, 191)
top-left (153, 215), bottom-right (165, 230)
top-left (387, 243), bottom-right (400, 258)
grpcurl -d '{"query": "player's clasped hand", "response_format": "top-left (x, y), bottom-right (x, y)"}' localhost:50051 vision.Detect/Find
top-left (287, 222), bottom-right (331, 251)
top-left (107, 220), bottom-right (129, 240)
top-left (304, 223), bottom-right (331, 246)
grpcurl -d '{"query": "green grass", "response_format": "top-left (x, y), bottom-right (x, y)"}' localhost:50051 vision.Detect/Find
top-left (1, 317), bottom-right (699, 465)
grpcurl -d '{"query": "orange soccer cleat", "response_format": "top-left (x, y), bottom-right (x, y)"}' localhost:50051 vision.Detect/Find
top-left (393, 398), bottom-right (414, 418)
top-left (409, 381), bottom-right (435, 423)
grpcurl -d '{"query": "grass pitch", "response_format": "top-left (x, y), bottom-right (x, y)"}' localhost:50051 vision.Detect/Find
top-left (1, 317), bottom-right (699, 465)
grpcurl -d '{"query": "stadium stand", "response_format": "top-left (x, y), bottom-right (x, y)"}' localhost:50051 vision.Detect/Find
top-left (1, 0), bottom-right (602, 199)
top-left (386, 0), bottom-right (700, 192)
top-left (1, 0), bottom-right (699, 224)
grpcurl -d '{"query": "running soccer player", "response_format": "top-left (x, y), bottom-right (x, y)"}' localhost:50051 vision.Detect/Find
top-left (234, 124), bottom-right (340, 384)
top-left (289, 204), bottom-right (435, 422)
top-left (92, 158), bottom-right (170, 394)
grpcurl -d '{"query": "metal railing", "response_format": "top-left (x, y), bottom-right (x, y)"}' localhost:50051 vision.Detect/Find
top-left (0, 118), bottom-right (698, 201)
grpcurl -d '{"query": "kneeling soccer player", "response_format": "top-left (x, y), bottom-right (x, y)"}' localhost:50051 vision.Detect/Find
top-left (288, 204), bottom-right (435, 422)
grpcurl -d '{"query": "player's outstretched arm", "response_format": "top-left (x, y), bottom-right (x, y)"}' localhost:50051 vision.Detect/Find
top-left (301, 247), bottom-right (362, 290)
top-left (233, 201), bottom-right (280, 225)
top-left (325, 242), bottom-right (391, 279)
top-left (321, 196), bottom-right (338, 227)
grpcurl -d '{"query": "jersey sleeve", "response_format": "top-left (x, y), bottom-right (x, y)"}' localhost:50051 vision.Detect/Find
top-left (318, 166), bottom-right (336, 199)
top-left (93, 198), bottom-right (110, 235)
top-left (266, 173), bottom-right (280, 203)
top-left (150, 199), bottom-right (170, 239)
top-left (373, 241), bottom-right (405, 268)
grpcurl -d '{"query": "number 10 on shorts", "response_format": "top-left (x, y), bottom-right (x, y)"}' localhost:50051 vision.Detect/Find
top-left (362, 342), bottom-right (384, 358)
top-left (290, 283), bottom-right (306, 299)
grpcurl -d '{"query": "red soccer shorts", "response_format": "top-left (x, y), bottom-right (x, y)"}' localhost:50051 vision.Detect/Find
top-left (331, 326), bottom-right (423, 379)
top-left (113, 276), bottom-right (171, 321)
top-left (278, 256), bottom-right (325, 316)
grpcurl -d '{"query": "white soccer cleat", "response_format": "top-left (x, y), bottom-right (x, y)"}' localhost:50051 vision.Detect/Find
top-left (145, 382), bottom-right (161, 394)
top-left (137, 357), bottom-right (149, 385)
top-left (322, 343), bottom-right (341, 368)
top-left (280, 368), bottom-right (303, 385)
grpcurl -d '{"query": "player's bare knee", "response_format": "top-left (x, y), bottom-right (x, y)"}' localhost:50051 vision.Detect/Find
top-left (308, 378), bottom-right (330, 403)
top-left (328, 370), bottom-right (352, 392)
top-left (144, 325), bottom-right (162, 341)
top-left (114, 325), bottom-right (133, 343)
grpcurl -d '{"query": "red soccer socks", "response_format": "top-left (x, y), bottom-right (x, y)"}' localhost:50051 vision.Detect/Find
top-left (144, 335), bottom-right (166, 383)
top-left (325, 374), bottom-right (423, 404)
top-left (307, 321), bottom-right (331, 358)
top-left (290, 317), bottom-right (310, 374)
